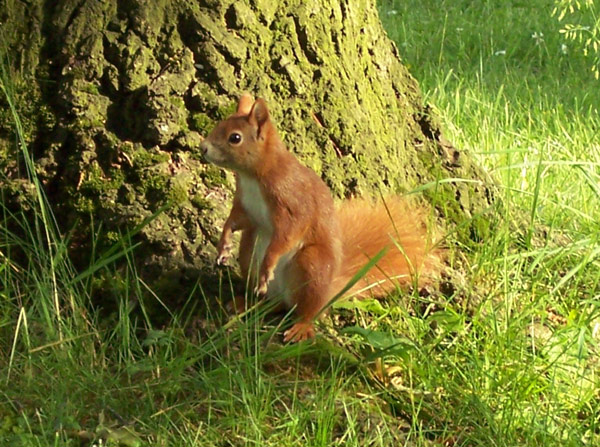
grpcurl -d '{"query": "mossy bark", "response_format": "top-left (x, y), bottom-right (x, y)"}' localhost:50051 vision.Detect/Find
top-left (1, 0), bottom-right (495, 294)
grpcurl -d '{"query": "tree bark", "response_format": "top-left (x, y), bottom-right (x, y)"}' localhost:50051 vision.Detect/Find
top-left (1, 0), bottom-right (494, 293)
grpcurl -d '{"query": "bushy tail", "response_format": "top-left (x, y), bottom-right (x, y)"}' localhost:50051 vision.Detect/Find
top-left (331, 197), bottom-right (443, 299)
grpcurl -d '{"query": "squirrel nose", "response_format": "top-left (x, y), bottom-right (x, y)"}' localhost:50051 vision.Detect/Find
top-left (200, 140), bottom-right (209, 156)
top-left (199, 140), bottom-right (213, 165)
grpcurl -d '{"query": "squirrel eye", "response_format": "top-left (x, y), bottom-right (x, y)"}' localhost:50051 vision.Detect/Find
top-left (228, 132), bottom-right (242, 145)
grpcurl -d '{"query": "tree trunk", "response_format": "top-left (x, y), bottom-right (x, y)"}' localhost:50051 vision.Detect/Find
top-left (1, 0), bottom-right (494, 293)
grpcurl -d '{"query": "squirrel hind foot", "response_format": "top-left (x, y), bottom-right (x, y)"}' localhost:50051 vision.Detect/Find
top-left (283, 321), bottom-right (316, 343)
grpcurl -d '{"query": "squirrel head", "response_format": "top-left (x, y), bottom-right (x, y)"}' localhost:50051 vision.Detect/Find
top-left (201, 94), bottom-right (278, 173)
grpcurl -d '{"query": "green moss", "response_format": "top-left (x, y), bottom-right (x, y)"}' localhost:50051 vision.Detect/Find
top-left (167, 183), bottom-right (189, 205)
top-left (0, 77), bottom-right (55, 146)
top-left (189, 81), bottom-right (220, 110)
top-left (190, 112), bottom-right (214, 133)
top-left (191, 195), bottom-right (213, 210)
top-left (168, 96), bottom-right (185, 109)
top-left (167, 172), bottom-right (195, 206)
top-left (80, 162), bottom-right (125, 194)
top-left (73, 196), bottom-right (95, 214)
top-left (201, 166), bottom-right (229, 188)
top-left (108, 168), bottom-right (126, 189)
top-left (216, 102), bottom-right (237, 120)
top-left (132, 148), bottom-right (170, 168)
top-left (121, 34), bottom-right (160, 91)
top-left (120, 140), bottom-right (134, 152)
top-left (77, 116), bottom-right (105, 129)
top-left (144, 174), bottom-right (168, 192)
top-left (81, 83), bottom-right (100, 95)
top-left (68, 80), bottom-right (111, 129)
top-left (176, 118), bottom-right (190, 134)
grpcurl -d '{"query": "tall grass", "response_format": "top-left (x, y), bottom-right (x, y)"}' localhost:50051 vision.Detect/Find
top-left (377, 0), bottom-right (600, 445)
top-left (1, 61), bottom-right (86, 374)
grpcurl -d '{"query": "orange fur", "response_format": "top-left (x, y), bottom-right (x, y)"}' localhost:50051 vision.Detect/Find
top-left (333, 197), bottom-right (443, 297)
top-left (201, 94), bottom-right (443, 342)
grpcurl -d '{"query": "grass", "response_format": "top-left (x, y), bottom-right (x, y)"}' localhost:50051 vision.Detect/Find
top-left (2, 0), bottom-right (600, 446)
top-left (380, 0), bottom-right (600, 444)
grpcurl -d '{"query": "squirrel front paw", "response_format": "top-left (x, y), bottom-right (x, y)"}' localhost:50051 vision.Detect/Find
top-left (216, 252), bottom-right (230, 266)
top-left (216, 243), bottom-right (233, 266)
top-left (254, 268), bottom-right (274, 295)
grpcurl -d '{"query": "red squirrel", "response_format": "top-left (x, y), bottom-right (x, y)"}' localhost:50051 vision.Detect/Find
top-left (200, 94), bottom-right (442, 342)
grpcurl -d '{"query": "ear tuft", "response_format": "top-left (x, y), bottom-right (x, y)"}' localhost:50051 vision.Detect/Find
top-left (236, 93), bottom-right (254, 115)
top-left (248, 98), bottom-right (270, 131)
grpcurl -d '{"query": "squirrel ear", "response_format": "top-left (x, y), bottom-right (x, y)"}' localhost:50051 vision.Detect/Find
top-left (248, 98), bottom-right (270, 136)
top-left (236, 93), bottom-right (254, 115)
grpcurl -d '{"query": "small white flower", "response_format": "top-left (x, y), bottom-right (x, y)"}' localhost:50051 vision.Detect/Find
top-left (531, 31), bottom-right (544, 45)
top-left (561, 43), bottom-right (568, 54)
top-left (494, 50), bottom-right (506, 56)
top-left (387, 10), bottom-right (399, 15)
top-left (456, 27), bottom-right (464, 32)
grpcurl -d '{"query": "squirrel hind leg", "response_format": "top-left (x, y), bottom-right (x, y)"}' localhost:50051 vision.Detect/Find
top-left (283, 243), bottom-right (339, 342)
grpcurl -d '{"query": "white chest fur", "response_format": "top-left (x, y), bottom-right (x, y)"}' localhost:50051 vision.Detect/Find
top-left (238, 174), bottom-right (272, 231)
top-left (237, 173), bottom-right (296, 306)
top-left (238, 173), bottom-right (273, 290)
